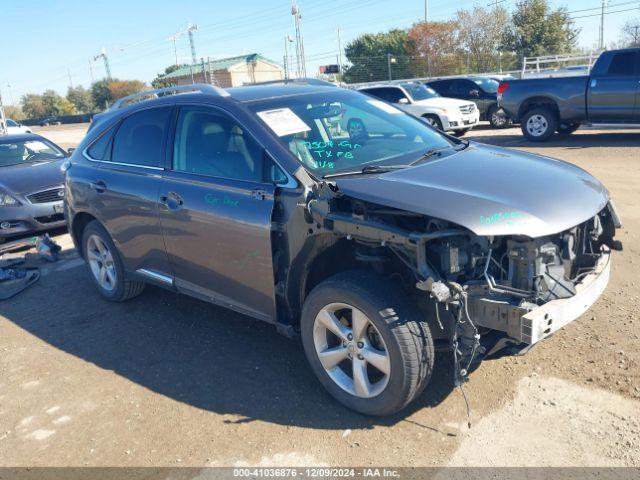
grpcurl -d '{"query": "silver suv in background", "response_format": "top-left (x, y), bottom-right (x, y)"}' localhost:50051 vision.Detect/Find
top-left (357, 82), bottom-right (479, 136)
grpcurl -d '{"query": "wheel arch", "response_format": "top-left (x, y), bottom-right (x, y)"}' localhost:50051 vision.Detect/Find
top-left (70, 211), bottom-right (99, 258)
top-left (518, 96), bottom-right (560, 122)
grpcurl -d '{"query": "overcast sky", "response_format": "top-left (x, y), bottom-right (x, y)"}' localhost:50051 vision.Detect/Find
top-left (0, 0), bottom-right (635, 105)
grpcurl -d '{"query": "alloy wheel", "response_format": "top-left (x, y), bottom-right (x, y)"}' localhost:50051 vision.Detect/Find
top-left (86, 234), bottom-right (117, 292)
top-left (313, 303), bottom-right (390, 398)
top-left (526, 114), bottom-right (548, 137)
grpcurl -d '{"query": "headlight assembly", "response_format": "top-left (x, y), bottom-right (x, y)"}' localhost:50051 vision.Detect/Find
top-left (0, 192), bottom-right (20, 207)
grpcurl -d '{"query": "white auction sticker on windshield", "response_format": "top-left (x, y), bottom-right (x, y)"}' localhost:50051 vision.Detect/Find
top-left (367, 99), bottom-right (402, 114)
top-left (256, 108), bottom-right (311, 137)
top-left (24, 141), bottom-right (51, 151)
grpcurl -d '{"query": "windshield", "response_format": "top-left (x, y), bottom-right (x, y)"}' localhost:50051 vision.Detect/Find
top-left (402, 83), bottom-right (439, 101)
top-left (472, 78), bottom-right (499, 93)
top-left (0, 138), bottom-right (66, 167)
top-left (6, 119), bottom-right (18, 127)
top-left (248, 90), bottom-right (455, 177)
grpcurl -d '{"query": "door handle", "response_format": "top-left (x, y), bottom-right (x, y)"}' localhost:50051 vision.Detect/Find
top-left (160, 192), bottom-right (184, 209)
top-left (89, 180), bottom-right (107, 193)
top-left (251, 189), bottom-right (267, 201)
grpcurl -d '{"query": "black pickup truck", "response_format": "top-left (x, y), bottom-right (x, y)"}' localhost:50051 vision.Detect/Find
top-left (499, 48), bottom-right (640, 141)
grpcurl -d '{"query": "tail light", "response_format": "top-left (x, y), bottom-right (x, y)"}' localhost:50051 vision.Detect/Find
top-left (497, 82), bottom-right (509, 94)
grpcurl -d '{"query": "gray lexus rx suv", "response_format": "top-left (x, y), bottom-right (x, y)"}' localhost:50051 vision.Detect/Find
top-left (64, 82), bottom-right (621, 415)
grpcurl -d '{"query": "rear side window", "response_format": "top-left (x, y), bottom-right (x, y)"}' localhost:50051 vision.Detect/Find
top-left (607, 52), bottom-right (638, 76)
top-left (110, 107), bottom-right (172, 167)
top-left (362, 87), bottom-right (406, 103)
top-left (87, 126), bottom-right (115, 160)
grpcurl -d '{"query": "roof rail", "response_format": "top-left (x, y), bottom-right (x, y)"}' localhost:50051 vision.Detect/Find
top-left (109, 83), bottom-right (229, 110)
top-left (244, 78), bottom-right (338, 87)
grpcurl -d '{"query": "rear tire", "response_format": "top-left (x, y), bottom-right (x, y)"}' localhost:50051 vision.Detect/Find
top-left (488, 106), bottom-right (512, 128)
top-left (301, 270), bottom-right (434, 416)
top-left (521, 107), bottom-right (558, 142)
top-left (82, 221), bottom-right (145, 302)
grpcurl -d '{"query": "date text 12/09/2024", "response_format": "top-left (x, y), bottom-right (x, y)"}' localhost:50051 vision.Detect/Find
top-left (233, 468), bottom-right (400, 478)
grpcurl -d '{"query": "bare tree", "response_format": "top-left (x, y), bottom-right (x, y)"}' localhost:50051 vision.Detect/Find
top-left (456, 6), bottom-right (509, 73)
top-left (620, 18), bottom-right (640, 47)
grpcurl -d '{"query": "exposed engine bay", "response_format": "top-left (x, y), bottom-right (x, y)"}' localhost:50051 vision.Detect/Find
top-left (302, 181), bottom-right (622, 386)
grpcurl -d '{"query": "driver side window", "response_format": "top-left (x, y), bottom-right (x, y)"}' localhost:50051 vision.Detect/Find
top-left (173, 106), bottom-right (264, 183)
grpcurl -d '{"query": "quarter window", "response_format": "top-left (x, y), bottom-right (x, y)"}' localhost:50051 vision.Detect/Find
top-left (87, 126), bottom-right (116, 161)
top-left (110, 107), bottom-right (172, 167)
top-left (172, 106), bottom-right (264, 183)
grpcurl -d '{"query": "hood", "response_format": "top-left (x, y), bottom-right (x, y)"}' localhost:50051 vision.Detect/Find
top-left (413, 97), bottom-right (474, 109)
top-left (0, 159), bottom-right (65, 195)
top-left (333, 143), bottom-right (609, 238)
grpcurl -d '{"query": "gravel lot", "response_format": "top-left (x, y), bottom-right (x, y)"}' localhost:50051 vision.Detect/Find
top-left (1, 123), bottom-right (638, 468)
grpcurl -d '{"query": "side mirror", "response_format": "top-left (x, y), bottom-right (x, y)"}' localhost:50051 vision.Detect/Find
top-left (67, 147), bottom-right (76, 155)
top-left (470, 89), bottom-right (480, 98)
top-left (398, 98), bottom-right (409, 104)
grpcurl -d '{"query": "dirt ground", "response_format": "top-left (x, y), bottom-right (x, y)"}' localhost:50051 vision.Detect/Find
top-left (0, 123), bottom-right (639, 468)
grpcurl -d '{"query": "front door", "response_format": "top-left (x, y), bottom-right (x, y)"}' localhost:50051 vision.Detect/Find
top-left (159, 105), bottom-right (277, 321)
top-left (588, 50), bottom-right (639, 122)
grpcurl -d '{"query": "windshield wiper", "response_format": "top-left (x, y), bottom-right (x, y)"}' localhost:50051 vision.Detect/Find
top-left (323, 164), bottom-right (410, 179)
top-left (409, 148), bottom-right (443, 166)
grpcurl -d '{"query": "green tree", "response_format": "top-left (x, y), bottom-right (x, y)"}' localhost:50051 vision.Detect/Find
top-left (90, 79), bottom-right (113, 111)
top-left (67, 86), bottom-right (95, 113)
top-left (343, 29), bottom-right (412, 83)
top-left (21, 93), bottom-right (46, 118)
top-left (151, 65), bottom-right (181, 89)
top-left (456, 6), bottom-right (510, 73)
top-left (107, 80), bottom-right (147, 101)
top-left (3, 105), bottom-right (26, 121)
top-left (505, 0), bottom-right (580, 60)
top-left (406, 21), bottom-right (464, 77)
top-left (42, 90), bottom-right (76, 116)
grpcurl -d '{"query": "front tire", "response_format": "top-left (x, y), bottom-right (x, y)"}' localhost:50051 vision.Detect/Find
top-left (301, 271), bottom-right (434, 416)
top-left (452, 128), bottom-right (470, 137)
top-left (82, 221), bottom-right (145, 302)
top-left (422, 114), bottom-right (443, 131)
top-left (521, 107), bottom-right (558, 142)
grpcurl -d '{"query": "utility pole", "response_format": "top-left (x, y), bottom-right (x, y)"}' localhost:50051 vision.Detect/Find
top-left (168, 33), bottom-right (180, 66)
top-left (89, 59), bottom-right (95, 84)
top-left (634, 25), bottom-right (640, 46)
top-left (284, 35), bottom-right (294, 79)
top-left (488, 0), bottom-right (506, 72)
top-left (187, 23), bottom-right (199, 66)
top-left (0, 91), bottom-right (7, 136)
top-left (336, 27), bottom-right (343, 76)
top-left (599, 0), bottom-right (608, 50)
top-left (67, 68), bottom-right (74, 89)
top-left (424, 0), bottom-right (428, 22)
top-left (94, 48), bottom-right (111, 80)
top-left (291, 1), bottom-right (306, 77)
top-left (387, 53), bottom-right (396, 81)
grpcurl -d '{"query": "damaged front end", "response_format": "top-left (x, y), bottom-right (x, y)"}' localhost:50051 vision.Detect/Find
top-left (305, 181), bottom-right (621, 386)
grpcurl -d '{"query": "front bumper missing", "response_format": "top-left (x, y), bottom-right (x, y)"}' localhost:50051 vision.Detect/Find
top-left (470, 251), bottom-right (611, 346)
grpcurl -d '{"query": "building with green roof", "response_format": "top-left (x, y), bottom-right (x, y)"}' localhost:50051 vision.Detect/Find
top-left (158, 53), bottom-right (284, 88)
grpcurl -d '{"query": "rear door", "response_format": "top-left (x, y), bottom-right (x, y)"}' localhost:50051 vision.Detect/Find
top-left (159, 104), bottom-right (277, 321)
top-left (87, 106), bottom-right (173, 277)
top-left (588, 50), bottom-right (640, 122)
